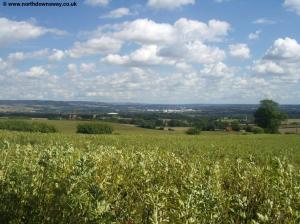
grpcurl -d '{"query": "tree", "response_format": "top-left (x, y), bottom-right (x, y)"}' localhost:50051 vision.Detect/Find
top-left (254, 99), bottom-right (287, 133)
top-left (231, 121), bottom-right (241, 132)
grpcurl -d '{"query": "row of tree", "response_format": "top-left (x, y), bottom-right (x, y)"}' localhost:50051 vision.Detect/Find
top-left (186, 99), bottom-right (288, 135)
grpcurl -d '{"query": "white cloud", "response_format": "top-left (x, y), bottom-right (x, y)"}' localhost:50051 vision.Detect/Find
top-left (5, 15), bottom-right (295, 103)
top-left (264, 37), bottom-right (300, 60)
top-left (174, 18), bottom-right (230, 42)
top-left (0, 58), bottom-right (297, 103)
top-left (80, 63), bottom-right (96, 73)
top-left (114, 19), bottom-right (177, 45)
top-left (112, 18), bottom-right (230, 45)
top-left (8, 52), bottom-right (26, 61)
top-left (175, 62), bottom-right (193, 71)
top-left (284, 0), bottom-right (300, 15)
top-left (103, 45), bottom-right (174, 66)
top-left (25, 66), bottom-right (49, 78)
top-left (49, 49), bottom-right (65, 61)
top-left (253, 37), bottom-right (300, 83)
top-left (99, 18), bottom-right (230, 66)
top-left (101, 8), bottom-right (134, 19)
top-left (214, 0), bottom-right (231, 3)
top-left (8, 49), bottom-right (49, 62)
top-left (0, 17), bottom-right (65, 46)
top-left (104, 40), bottom-right (226, 67)
top-left (160, 41), bottom-right (226, 64)
top-left (69, 17), bottom-right (230, 61)
top-left (67, 36), bottom-right (122, 58)
top-left (229, 44), bottom-right (251, 59)
top-left (0, 58), bottom-right (7, 70)
top-left (147, 0), bottom-right (195, 10)
top-left (84, 0), bottom-right (110, 7)
top-left (249, 30), bottom-right (261, 40)
top-left (201, 62), bottom-right (235, 78)
top-left (129, 45), bottom-right (165, 65)
top-left (253, 18), bottom-right (276, 25)
top-left (67, 63), bottom-right (78, 74)
top-left (253, 60), bottom-right (285, 75)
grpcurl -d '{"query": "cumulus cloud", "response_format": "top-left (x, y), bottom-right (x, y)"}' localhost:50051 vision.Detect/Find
top-left (264, 37), bottom-right (300, 61)
top-left (0, 56), bottom-right (297, 103)
top-left (147, 0), bottom-right (195, 10)
top-left (113, 19), bottom-right (177, 45)
top-left (249, 30), bottom-right (261, 40)
top-left (159, 41), bottom-right (226, 64)
top-left (0, 58), bottom-right (7, 70)
top-left (229, 44), bottom-right (251, 59)
top-left (24, 66), bottom-right (49, 78)
top-left (101, 8), bottom-right (135, 19)
top-left (112, 18), bottom-right (229, 65)
top-left (253, 37), bottom-right (300, 83)
top-left (112, 18), bottom-right (230, 45)
top-left (49, 49), bottom-right (65, 61)
top-left (84, 0), bottom-right (110, 7)
top-left (174, 18), bottom-right (230, 42)
top-left (0, 17), bottom-right (65, 46)
top-left (103, 45), bottom-right (173, 66)
top-left (69, 65), bottom-right (284, 103)
top-left (67, 36), bottom-right (123, 58)
top-left (7, 49), bottom-right (49, 62)
top-left (284, 0), bottom-right (300, 15)
top-left (201, 62), bottom-right (235, 78)
top-left (101, 17), bottom-right (229, 67)
top-left (80, 63), bottom-right (96, 73)
top-left (66, 17), bottom-right (230, 63)
top-left (4, 15), bottom-right (296, 103)
top-left (253, 60), bottom-right (285, 75)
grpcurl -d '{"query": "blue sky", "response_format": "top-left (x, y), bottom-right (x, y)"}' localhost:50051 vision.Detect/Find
top-left (0, 0), bottom-right (300, 104)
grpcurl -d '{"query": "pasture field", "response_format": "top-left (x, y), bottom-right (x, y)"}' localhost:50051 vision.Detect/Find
top-left (285, 119), bottom-right (300, 124)
top-left (1, 121), bottom-right (300, 223)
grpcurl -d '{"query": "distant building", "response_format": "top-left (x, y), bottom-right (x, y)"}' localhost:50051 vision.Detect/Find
top-left (69, 114), bottom-right (77, 120)
top-left (107, 113), bottom-right (119, 115)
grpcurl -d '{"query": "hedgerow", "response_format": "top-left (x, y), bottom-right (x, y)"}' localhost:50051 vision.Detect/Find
top-left (77, 123), bottom-right (113, 134)
top-left (0, 120), bottom-right (57, 133)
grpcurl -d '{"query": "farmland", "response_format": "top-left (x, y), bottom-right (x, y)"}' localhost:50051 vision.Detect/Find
top-left (1, 120), bottom-right (300, 223)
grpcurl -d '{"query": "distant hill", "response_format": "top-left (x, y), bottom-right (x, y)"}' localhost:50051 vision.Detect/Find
top-left (0, 100), bottom-right (300, 118)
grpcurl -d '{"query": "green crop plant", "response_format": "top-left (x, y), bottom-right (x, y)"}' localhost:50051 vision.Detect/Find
top-left (0, 129), bottom-right (300, 223)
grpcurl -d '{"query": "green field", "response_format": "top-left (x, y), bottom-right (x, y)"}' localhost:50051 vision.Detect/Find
top-left (1, 121), bottom-right (300, 223)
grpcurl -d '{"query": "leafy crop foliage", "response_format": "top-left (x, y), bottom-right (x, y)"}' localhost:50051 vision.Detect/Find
top-left (77, 123), bottom-right (113, 134)
top-left (0, 130), bottom-right (300, 223)
top-left (0, 120), bottom-right (57, 133)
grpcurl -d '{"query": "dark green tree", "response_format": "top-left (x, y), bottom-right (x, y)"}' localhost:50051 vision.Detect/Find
top-left (231, 121), bottom-right (241, 132)
top-left (254, 99), bottom-right (287, 133)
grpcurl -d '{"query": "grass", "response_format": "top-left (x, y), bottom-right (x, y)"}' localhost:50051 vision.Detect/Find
top-left (37, 119), bottom-right (162, 135)
top-left (0, 120), bottom-right (300, 223)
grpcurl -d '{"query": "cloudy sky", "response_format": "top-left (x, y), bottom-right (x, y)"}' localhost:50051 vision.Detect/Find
top-left (0, 0), bottom-right (300, 104)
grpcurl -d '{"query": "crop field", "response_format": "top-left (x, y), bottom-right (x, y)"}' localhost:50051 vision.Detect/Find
top-left (1, 121), bottom-right (300, 223)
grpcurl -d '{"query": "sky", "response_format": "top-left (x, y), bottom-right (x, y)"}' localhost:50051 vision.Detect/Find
top-left (0, 0), bottom-right (300, 104)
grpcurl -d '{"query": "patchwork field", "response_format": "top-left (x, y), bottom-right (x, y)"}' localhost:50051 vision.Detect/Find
top-left (1, 121), bottom-right (300, 223)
